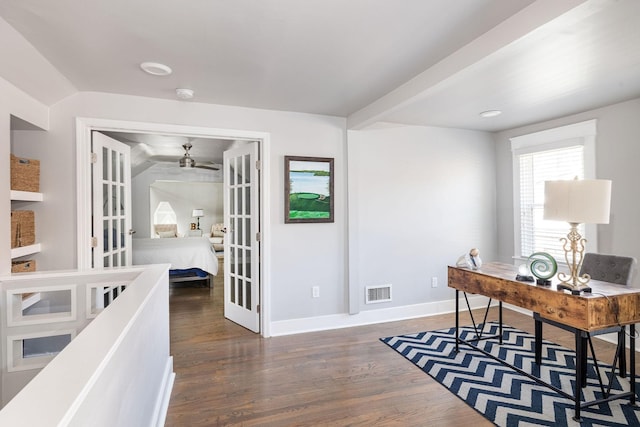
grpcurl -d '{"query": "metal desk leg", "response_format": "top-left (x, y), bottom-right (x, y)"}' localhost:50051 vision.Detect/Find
top-left (581, 335), bottom-right (588, 386)
top-left (619, 328), bottom-right (627, 378)
top-left (573, 329), bottom-right (584, 422)
top-left (499, 301), bottom-right (503, 345)
top-left (534, 319), bottom-right (542, 365)
top-left (631, 323), bottom-right (636, 405)
top-left (455, 290), bottom-right (460, 353)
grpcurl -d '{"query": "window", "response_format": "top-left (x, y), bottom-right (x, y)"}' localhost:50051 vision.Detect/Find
top-left (153, 201), bottom-right (177, 225)
top-left (511, 120), bottom-right (597, 262)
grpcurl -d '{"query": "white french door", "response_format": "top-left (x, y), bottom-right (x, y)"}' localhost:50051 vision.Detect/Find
top-left (91, 132), bottom-right (133, 269)
top-left (223, 143), bottom-right (260, 332)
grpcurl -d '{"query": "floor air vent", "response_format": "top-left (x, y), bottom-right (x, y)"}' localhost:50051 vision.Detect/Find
top-left (365, 285), bottom-right (392, 304)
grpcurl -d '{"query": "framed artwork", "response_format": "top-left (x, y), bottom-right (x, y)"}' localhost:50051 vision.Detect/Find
top-left (284, 156), bottom-right (334, 223)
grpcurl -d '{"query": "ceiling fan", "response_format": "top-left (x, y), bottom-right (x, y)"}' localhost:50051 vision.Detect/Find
top-left (179, 142), bottom-right (219, 170)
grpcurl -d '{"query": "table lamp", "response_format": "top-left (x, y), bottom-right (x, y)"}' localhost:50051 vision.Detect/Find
top-left (543, 178), bottom-right (611, 294)
top-left (192, 208), bottom-right (204, 230)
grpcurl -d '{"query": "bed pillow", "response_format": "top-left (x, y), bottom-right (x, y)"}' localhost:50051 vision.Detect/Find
top-left (158, 230), bottom-right (176, 238)
top-left (211, 223), bottom-right (225, 237)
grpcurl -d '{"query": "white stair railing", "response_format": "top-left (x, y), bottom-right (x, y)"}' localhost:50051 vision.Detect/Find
top-left (0, 263), bottom-right (174, 427)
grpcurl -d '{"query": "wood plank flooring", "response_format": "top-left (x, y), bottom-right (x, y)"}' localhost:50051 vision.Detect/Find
top-left (165, 260), bottom-right (638, 426)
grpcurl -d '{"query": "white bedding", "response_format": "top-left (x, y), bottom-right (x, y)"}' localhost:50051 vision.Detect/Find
top-left (132, 237), bottom-right (218, 276)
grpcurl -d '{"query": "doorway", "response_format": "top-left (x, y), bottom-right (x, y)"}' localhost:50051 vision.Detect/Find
top-left (75, 118), bottom-right (271, 336)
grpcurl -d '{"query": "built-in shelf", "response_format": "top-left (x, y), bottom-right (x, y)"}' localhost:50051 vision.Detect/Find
top-left (11, 243), bottom-right (41, 259)
top-left (10, 191), bottom-right (43, 261)
top-left (10, 190), bottom-right (43, 202)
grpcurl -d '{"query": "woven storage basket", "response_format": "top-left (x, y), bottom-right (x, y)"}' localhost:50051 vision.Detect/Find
top-left (12, 260), bottom-right (36, 273)
top-left (10, 154), bottom-right (40, 192)
top-left (11, 210), bottom-right (35, 248)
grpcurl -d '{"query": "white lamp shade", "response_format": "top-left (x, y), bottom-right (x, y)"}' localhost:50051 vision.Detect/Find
top-left (544, 179), bottom-right (611, 224)
top-left (192, 209), bottom-right (204, 218)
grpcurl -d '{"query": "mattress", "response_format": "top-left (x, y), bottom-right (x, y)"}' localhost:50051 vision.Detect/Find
top-left (132, 237), bottom-right (218, 276)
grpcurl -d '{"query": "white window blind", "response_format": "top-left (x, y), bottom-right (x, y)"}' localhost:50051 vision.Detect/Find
top-left (518, 145), bottom-right (584, 260)
top-left (510, 119), bottom-right (597, 264)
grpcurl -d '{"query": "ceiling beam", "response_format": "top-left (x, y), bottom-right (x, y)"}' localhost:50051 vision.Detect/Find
top-left (346, 0), bottom-right (589, 130)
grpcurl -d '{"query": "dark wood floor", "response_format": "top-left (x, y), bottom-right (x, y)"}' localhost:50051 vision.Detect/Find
top-left (165, 260), bottom-right (637, 426)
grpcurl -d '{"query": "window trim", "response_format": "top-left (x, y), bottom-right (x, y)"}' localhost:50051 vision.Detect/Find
top-left (510, 119), bottom-right (597, 263)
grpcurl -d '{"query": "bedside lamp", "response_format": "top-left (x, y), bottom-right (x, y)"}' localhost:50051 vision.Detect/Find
top-left (192, 209), bottom-right (204, 230)
top-left (543, 178), bottom-right (611, 294)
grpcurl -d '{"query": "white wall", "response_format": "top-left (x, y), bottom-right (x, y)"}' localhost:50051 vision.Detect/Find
top-left (494, 97), bottom-right (640, 287)
top-left (348, 125), bottom-right (498, 311)
top-left (149, 181), bottom-right (223, 237)
top-left (131, 163), bottom-right (224, 238)
top-left (13, 91), bottom-right (348, 325)
top-left (3, 83), bottom-right (503, 332)
top-left (7, 80), bottom-right (639, 336)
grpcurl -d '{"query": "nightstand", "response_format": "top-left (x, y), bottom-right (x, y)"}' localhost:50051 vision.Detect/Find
top-left (188, 229), bottom-right (203, 237)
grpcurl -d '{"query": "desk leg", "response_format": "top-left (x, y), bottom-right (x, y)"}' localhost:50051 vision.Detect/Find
top-left (534, 319), bottom-right (542, 365)
top-left (631, 323), bottom-right (636, 405)
top-left (498, 301), bottom-right (503, 345)
top-left (581, 336), bottom-right (588, 386)
top-left (573, 329), bottom-right (584, 422)
top-left (455, 290), bottom-right (460, 353)
top-left (619, 328), bottom-right (626, 378)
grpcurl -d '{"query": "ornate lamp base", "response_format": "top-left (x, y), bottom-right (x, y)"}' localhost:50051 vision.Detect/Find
top-left (556, 222), bottom-right (593, 295)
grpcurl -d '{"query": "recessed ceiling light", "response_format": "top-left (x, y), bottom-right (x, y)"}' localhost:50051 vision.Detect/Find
top-left (176, 88), bottom-right (194, 100)
top-left (479, 110), bottom-right (502, 118)
top-left (140, 62), bottom-right (172, 76)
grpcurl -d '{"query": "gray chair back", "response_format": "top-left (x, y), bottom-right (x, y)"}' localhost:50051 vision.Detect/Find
top-left (579, 253), bottom-right (636, 286)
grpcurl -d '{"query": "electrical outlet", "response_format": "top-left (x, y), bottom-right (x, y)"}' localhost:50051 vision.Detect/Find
top-left (431, 277), bottom-right (438, 288)
top-left (312, 286), bottom-right (320, 298)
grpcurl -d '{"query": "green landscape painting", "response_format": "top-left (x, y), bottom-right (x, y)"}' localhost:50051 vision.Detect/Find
top-left (285, 156), bottom-right (334, 223)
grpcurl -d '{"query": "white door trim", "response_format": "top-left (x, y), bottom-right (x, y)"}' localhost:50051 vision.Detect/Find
top-left (75, 117), bottom-right (272, 337)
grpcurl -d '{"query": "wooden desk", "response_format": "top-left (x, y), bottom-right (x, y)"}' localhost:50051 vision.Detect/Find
top-left (448, 262), bottom-right (639, 421)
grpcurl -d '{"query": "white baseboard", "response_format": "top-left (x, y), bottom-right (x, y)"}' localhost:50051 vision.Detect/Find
top-left (270, 300), bottom-right (640, 352)
top-left (152, 356), bottom-right (175, 427)
top-left (269, 295), bottom-right (494, 336)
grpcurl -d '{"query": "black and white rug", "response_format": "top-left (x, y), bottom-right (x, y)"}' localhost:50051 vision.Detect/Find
top-left (381, 323), bottom-right (640, 426)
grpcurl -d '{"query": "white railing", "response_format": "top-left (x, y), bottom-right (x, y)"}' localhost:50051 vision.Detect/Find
top-left (0, 263), bottom-right (174, 427)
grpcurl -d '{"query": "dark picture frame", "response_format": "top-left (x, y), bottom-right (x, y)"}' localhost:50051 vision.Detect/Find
top-left (284, 156), bottom-right (334, 223)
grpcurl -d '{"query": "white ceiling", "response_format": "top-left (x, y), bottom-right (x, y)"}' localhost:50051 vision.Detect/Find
top-left (0, 0), bottom-right (639, 132)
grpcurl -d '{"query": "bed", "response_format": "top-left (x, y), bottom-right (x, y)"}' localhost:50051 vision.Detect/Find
top-left (132, 226), bottom-right (218, 286)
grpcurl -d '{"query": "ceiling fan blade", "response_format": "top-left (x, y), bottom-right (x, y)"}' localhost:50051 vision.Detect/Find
top-left (196, 165), bottom-right (220, 171)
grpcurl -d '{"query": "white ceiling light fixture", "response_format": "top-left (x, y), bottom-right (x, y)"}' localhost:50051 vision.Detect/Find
top-left (176, 88), bottom-right (194, 100)
top-left (479, 110), bottom-right (502, 118)
top-left (140, 62), bottom-right (172, 76)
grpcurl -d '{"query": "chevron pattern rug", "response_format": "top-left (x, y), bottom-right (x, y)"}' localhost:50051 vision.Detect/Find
top-left (381, 323), bottom-right (640, 426)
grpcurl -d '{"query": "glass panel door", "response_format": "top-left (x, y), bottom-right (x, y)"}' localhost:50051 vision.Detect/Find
top-left (92, 132), bottom-right (132, 268)
top-left (223, 143), bottom-right (259, 332)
